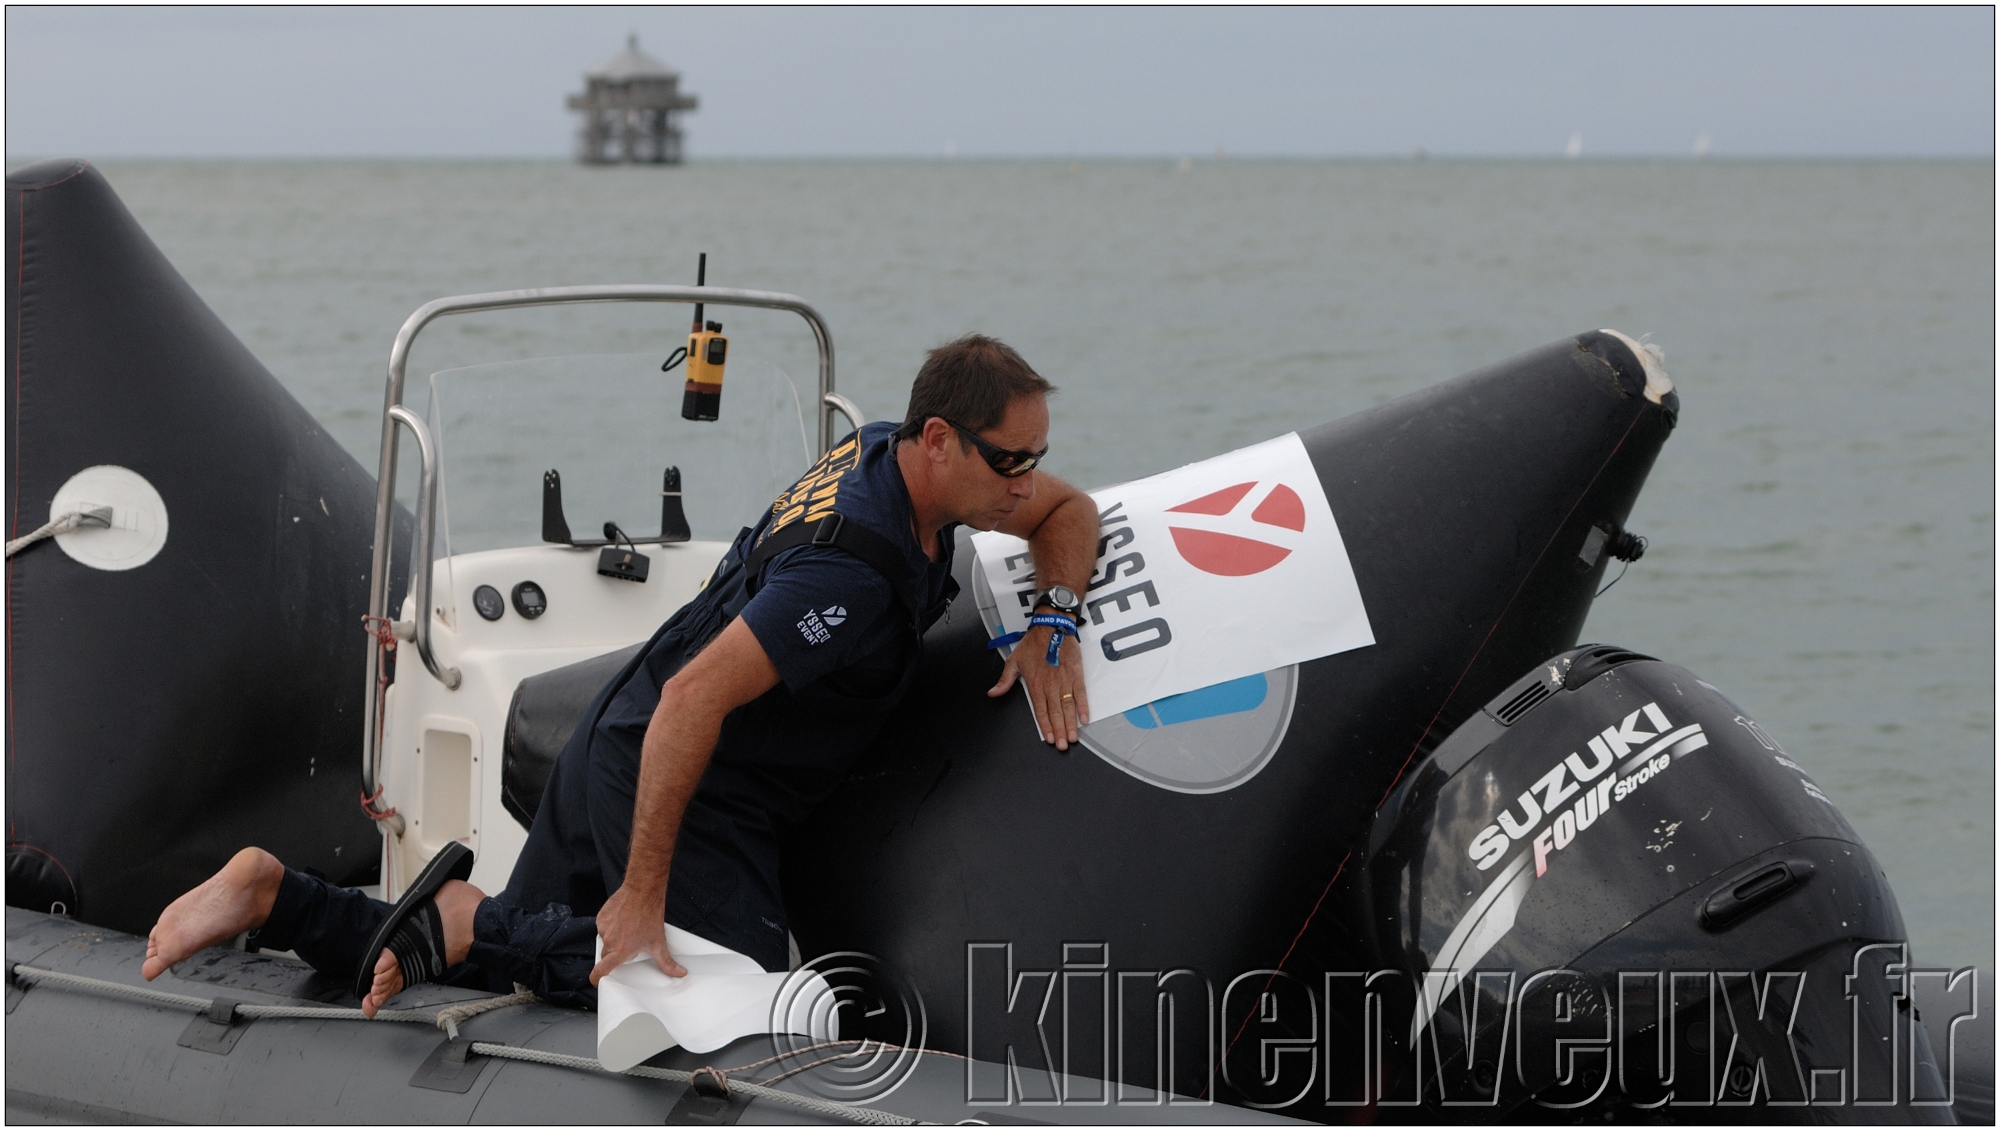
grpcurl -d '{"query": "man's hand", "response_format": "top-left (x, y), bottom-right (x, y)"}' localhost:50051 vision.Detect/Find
top-left (987, 471), bottom-right (1101, 753)
top-left (599, 617), bottom-right (781, 986)
top-left (590, 881), bottom-right (683, 984)
top-left (988, 617), bottom-right (1090, 749)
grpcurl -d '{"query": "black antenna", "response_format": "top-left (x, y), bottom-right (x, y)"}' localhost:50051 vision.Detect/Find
top-left (691, 252), bottom-right (706, 332)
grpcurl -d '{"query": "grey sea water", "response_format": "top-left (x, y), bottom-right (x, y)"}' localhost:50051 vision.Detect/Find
top-left (64, 157), bottom-right (1996, 970)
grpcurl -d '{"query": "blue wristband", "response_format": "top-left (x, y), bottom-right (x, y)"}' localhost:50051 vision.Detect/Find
top-left (987, 612), bottom-right (1081, 667)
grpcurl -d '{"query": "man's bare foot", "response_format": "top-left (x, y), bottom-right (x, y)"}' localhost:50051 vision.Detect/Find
top-left (142, 847), bottom-right (285, 981)
top-left (360, 879), bottom-right (483, 1018)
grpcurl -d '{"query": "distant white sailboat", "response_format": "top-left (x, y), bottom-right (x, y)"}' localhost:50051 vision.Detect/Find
top-left (1565, 132), bottom-right (1583, 159)
top-left (1693, 132), bottom-right (1713, 158)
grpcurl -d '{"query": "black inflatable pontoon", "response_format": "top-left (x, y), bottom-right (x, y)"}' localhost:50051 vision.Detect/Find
top-left (5, 159), bottom-right (406, 936)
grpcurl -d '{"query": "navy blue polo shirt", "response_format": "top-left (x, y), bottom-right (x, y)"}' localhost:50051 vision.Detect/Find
top-left (569, 421), bottom-right (958, 968)
top-left (719, 420), bottom-right (961, 802)
top-left (735, 421), bottom-right (959, 721)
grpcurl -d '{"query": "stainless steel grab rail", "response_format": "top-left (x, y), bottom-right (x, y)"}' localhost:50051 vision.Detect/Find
top-left (362, 284), bottom-right (838, 804)
top-left (823, 392), bottom-right (867, 432)
top-left (384, 405), bottom-right (460, 692)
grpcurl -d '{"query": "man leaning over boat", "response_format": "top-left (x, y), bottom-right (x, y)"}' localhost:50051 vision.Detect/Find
top-left (141, 334), bottom-right (1101, 1015)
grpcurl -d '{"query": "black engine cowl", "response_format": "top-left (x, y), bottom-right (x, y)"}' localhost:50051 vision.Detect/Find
top-left (1312, 645), bottom-right (1962, 1122)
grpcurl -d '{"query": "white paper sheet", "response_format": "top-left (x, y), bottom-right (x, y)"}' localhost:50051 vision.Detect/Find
top-left (595, 926), bottom-right (838, 1070)
top-left (974, 432), bottom-right (1374, 720)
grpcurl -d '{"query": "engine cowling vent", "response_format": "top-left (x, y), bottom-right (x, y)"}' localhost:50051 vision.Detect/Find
top-left (1492, 679), bottom-right (1554, 725)
top-left (1561, 644), bottom-right (1657, 691)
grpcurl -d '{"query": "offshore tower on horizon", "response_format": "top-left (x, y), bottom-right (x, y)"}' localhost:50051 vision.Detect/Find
top-left (566, 34), bottom-right (699, 165)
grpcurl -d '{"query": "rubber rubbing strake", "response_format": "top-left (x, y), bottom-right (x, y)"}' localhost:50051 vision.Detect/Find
top-left (176, 997), bottom-right (250, 1055)
top-left (8, 964), bottom-right (917, 1125)
top-left (409, 1035), bottom-right (488, 1093)
top-left (667, 1067), bottom-right (753, 1125)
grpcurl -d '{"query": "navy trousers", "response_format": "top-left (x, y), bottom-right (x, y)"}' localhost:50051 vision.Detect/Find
top-left (248, 868), bottom-right (601, 1009)
top-left (495, 595), bottom-right (794, 976)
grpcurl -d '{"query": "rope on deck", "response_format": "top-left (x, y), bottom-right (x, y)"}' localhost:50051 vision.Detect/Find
top-left (9, 963), bottom-right (915, 1126)
top-left (9, 964), bottom-right (456, 1026)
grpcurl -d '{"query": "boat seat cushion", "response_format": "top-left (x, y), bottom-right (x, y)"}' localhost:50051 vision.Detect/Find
top-left (502, 644), bottom-right (642, 831)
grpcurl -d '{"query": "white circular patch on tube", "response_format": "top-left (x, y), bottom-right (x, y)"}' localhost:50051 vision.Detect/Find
top-left (1075, 664), bottom-right (1298, 794)
top-left (49, 465), bottom-right (169, 571)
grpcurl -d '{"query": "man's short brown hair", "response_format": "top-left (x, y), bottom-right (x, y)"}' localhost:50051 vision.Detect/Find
top-left (895, 334), bottom-right (1055, 442)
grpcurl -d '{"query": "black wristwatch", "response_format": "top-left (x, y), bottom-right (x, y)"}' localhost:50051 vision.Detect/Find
top-left (1031, 584), bottom-right (1083, 624)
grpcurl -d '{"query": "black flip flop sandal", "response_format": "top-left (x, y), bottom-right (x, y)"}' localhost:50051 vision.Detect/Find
top-left (354, 841), bottom-right (474, 1001)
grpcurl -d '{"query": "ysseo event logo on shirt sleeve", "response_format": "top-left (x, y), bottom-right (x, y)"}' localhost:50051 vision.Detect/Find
top-left (798, 605), bottom-right (847, 646)
top-left (974, 432), bottom-right (1374, 726)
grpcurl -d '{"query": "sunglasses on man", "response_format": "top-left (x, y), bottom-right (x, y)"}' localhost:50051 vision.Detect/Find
top-left (943, 419), bottom-right (1048, 478)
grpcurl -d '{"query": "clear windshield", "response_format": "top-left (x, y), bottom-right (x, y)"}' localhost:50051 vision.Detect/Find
top-left (419, 353), bottom-right (814, 555)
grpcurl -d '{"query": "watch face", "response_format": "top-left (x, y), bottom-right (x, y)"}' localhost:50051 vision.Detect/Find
top-left (1045, 585), bottom-right (1079, 609)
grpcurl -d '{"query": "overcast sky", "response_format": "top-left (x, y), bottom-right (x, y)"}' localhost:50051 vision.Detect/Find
top-left (6, 5), bottom-right (1993, 159)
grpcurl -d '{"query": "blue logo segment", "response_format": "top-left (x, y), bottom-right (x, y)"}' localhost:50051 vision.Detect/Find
top-left (1124, 672), bottom-right (1269, 729)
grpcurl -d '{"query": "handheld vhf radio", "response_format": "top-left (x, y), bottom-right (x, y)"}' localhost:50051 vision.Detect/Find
top-left (663, 253), bottom-right (728, 421)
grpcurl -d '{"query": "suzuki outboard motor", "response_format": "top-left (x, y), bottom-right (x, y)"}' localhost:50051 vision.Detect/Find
top-left (1301, 644), bottom-right (1956, 1122)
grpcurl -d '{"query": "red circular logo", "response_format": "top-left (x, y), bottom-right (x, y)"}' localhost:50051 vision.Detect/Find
top-left (1165, 481), bottom-right (1306, 576)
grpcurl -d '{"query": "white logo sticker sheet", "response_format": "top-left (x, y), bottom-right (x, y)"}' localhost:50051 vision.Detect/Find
top-left (973, 432), bottom-right (1375, 721)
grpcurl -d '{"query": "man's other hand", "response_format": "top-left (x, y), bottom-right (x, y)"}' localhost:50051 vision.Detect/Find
top-left (985, 469), bottom-right (1098, 753)
top-left (590, 882), bottom-right (684, 983)
top-left (988, 619), bottom-right (1090, 750)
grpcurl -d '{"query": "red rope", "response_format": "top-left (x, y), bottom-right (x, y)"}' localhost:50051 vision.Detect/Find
top-left (360, 784), bottom-right (398, 824)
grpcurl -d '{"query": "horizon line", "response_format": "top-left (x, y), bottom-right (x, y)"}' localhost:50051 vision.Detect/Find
top-left (9, 152), bottom-right (1994, 165)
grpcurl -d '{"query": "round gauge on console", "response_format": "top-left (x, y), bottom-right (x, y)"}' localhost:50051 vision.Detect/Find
top-left (472, 584), bottom-right (506, 621)
top-left (511, 580), bottom-right (547, 619)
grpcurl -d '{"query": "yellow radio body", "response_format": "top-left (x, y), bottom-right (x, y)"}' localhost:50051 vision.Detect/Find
top-left (681, 322), bottom-right (727, 421)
